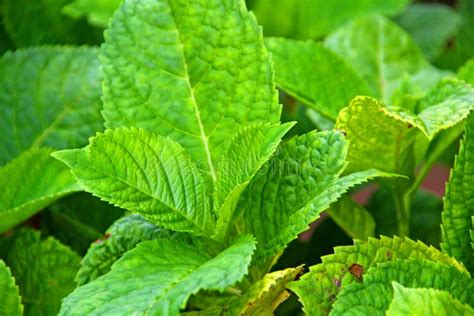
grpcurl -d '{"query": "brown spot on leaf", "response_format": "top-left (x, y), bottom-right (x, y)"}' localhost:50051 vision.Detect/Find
top-left (349, 263), bottom-right (364, 280)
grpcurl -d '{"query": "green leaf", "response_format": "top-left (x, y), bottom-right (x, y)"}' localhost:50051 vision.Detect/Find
top-left (442, 113), bottom-right (474, 273)
top-left (331, 259), bottom-right (474, 315)
top-left (101, 0), bottom-right (280, 180)
top-left (52, 127), bottom-right (214, 237)
top-left (0, 46), bottom-right (103, 165)
top-left (62, 0), bottom-right (121, 28)
top-left (60, 235), bottom-right (256, 315)
top-left (6, 229), bottom-right (80, 316)
top-left (327, 197), bottom-right (376, 239)
top-left (288, 237), bottom-right (467, 315)
top-left (213, 122), bottom-right (294, 240)
top-left (0, 260), bottom-right (22, 316)
top-left (227, 266), bottom-right (303, 315)
top-left (41, 192), bottom-right (124, 255)
top-left (76, 214), bottom-right (179, 286)
top-left (0, 148), bottom-right (80, 233)
top-left (239, 130), bottom-right (395, 262)
top-left (325, 15), bottom-right (442, 103)
top-left (265, 37), bottom-right (372, 120)
top-left (458, 58), bottom-right (474, 86)
top-left (335, 96), bottom-right (421, 175)
top-left (396, 3), bottom-right (461, 61)
top-left (2, 0), bottom-right (86, 46)
top-left (386, 282), bottom-right (474, 316)
top-left (250, 0), bottom-right (409, 39)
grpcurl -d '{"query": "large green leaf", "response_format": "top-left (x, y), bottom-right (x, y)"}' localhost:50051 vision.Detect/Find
top-left (62, 0), bottom-right (121, 28)
top-left (213, 123), bottom-right (294, 240)
top-left (5, 229), bottom-right (80, 316)
top-left (53, 128), bottom-right (214, 237)
top-left (386, 283), bottom-right (474, 315)
top-left (396, 3), bottom-right (461, 61)
top-left (239, 130), bottom-right (394, 262)
top-left (0, 148), bottom-right (80, 233)
top-left (76, 214), bottom-right (180, 286)
top-left (458, 58), bottom-right (474, 85)
top-left (250, 0), bottom-right (409, 39)
top-left (265, 37), bottom-right (372, 120)
top-left (326, 15), bottom-right (443, 103)
top-left (442, 113), bottom-right (474, 273)
top-left (289, 237), bottom-right (467, 315)
top-left (60, 235), bottom-right (256, 315)
top-left (0, 47), bottom-right (103, 165)
top-left (0, 260), bottom-right (22, 316)
top-left (331, 259), bottom-right (474, 315)
top-left (101, 0), bottom-right (280, 181)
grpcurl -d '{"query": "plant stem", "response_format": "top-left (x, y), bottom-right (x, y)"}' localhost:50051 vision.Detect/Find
top-left (394, 190), bottom-right (410, 237)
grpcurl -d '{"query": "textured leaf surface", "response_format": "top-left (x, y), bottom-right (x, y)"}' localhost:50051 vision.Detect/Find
top-left (101, 0), bottom-right (280, 179)
top-left (386, 283), bottom-right (474, 316)
top-left (239, 130), bottom-right (394, 261)
top-left (0, 46), bottom-right (103, 165)
top-left (335, 96), bottom-right (421, 175)
top-left (62, 0), bottom-right (121, 28)
top-left (6, 229), bottom-right (80, 316)
top-left (53, 128), bottom-right (214, 236)
top-left (331, 259), bottom-right (474, 315)
top-left (265, 37), bottom-right (372, 120)
top-left (0, 260), bottom-right (22, 316)
top-left (396, 3), bottom-right (461, 61)
top-left (0, 148), bottom-right (80, 233)
top-left (60, 235), bottom-right (256, 315)
top-left (76, 214), bottom-right (177, 286)
top-left (213, 123), bottom-right (294, 240)
top-left (2, 0), bottom-right (79, 46)
top-left (326, 15), bottom-right (441, 103)
top-left (227, 266), bottom-right (303, 316)
top-left (289, 237), bottom-right (467, 316)
top-left (442, 113), bottom-right (474, 273)
top-left (250, 0), bottom-right (408, 39)
top-left (328, 197), bottom-right (375, 239)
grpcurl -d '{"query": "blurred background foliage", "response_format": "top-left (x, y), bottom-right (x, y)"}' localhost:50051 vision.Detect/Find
top-left (1, 0), bottom-right (472, 314)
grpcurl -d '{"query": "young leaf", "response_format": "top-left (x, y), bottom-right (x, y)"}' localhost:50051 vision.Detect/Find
top-left (62, 0), bottom-right (121, 28)
top-left (5, 229), bottom-right (80, 316)
top-left (442, 113), bottom-right (474, 273)
top-left (327, 197), bottom-right (376, 239)
top-left (60, 235), bottom-right (256, 315)
top-left (386, 283), bottom-right (474, 315)
top-left (76, 214), bottom-right (181, 286)
top-left (0, 260), bottom-right (22, 316)
top-left (250, 0), bottom-right (409, 39)
top-left (331, 259), bottom-right (474, 315)
top-left (239, 130), bottom-right (395, 262)
top-left (289, 237), bottom-right (467, 315)
top-left (396, 3), bottom-right (461, 61)
top-left (101, 0), bottom-right (280, 180)
top-left (227, 266), bottom-right (304, 315)
top-left (335, 96), bottom-right (421, 175)
top-left (325, 15), bottom-right (442, 103)
top-left (52, 128), bottom-right (215, 237)
top-left (265, 37), bottom-right (372, 120)
top-left (0, 47), bottom-right (103, 165)
top-left (213, 122), bottom-right (294, 240)
top-left (0, 148), bottom-right (80, 233)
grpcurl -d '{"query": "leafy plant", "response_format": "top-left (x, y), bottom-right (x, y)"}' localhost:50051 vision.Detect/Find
top-left (0, 0), bottom-right (473, 315)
